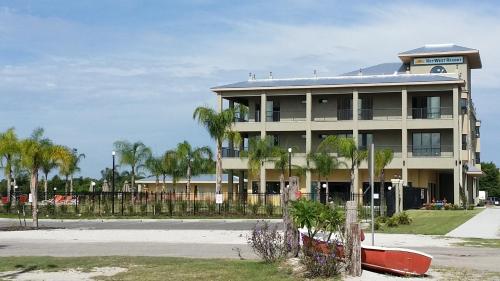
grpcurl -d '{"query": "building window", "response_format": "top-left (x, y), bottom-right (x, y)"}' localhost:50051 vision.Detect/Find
top-left (460, 98), bottom-right (468, 114)
top-left (358, 97), bottom-right (373, 120)
top-left (252, 181), bottom-right (259, 194)
top-left (412, 132), bottom-right (441, 156)
top-left (358, 133), bottom-right (373, 149)
top-left (337, 96), bottom-right (353, 120)
top-left (462, 134), bottom-right (467, 150)
top-left (412, 96), bottom-right (441, 119)
top-left (475, 126), bottom-right (480, 138)
top-left (475, 152), bottom-right (481, 164)
top-left (266, 100), bottom-right (280, 122)
top-left (265, 182), bottom-right (281, 194)
top-left (255, 103), bottom-right (261, 122)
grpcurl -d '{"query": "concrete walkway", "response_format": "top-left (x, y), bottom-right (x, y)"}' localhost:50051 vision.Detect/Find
top-left (446, 207), bottom-right (500, 239)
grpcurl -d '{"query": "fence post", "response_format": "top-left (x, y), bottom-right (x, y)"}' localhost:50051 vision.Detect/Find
top-left (346, 201), bottom-right (362, 276)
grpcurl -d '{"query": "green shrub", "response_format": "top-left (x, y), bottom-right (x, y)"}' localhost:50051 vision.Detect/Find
top-left (374, 220), bottom-right (381, 230)
top-left (154, 202), bottom-right (162, 215)
top-left (250, 203), bottom-right (260, 215)
top-left (467, 204), bottom-right (475, 210)
top-left (396, 212), bottom-right (412, 225)
top-left (386, 216), bottom-right (399, 227)
top-left (127, 204), bottom-right (135, 215)
top-left (2, 201), bottom-right (12, 213)
top-left (103, 203), bottom-right (111, 215)
top-left (140, 203), bottom-right (148, 215)
top-left (46, 203), bottom-right (56, 216)
top-left (58, 204), bottom-right (68, 215)
top-left (265, 204), bottom-right (274, 216)
top-left (235, 202), bottom-right (245, 214)
top-left (207, 201), bottom-right (216, 213)
top-left (178, 200), bottom-right (188, 213)
top-left (376, 216), bottom-right (388, 224)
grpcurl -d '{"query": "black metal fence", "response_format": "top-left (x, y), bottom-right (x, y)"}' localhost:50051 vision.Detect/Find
top-left (1, 192), bottom-right (378, 219)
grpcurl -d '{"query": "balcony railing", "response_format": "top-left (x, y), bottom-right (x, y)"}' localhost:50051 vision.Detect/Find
top-left (358, 108), bottom-right (402, 121)
top-left (233, 112), bottom-right (248, 122)
top-left (359, 145), bottom-right (402, 157)
top-left (408, 107), bottom-right (453, 120)
top-left (407, 145), bottom-right (453, 157)
top-left (222, 147), bottom-right (248, 158)
top-left (265, 111), bottom-right (306, 122)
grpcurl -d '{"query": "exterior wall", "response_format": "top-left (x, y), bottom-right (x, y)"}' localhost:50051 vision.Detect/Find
top-left (139, 182), bottom-right (237, 193)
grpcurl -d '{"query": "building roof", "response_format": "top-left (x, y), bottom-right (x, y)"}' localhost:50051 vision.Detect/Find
top-left (136, 174), bottom-right (246, 184)
top-left (341, 63), bottom-right (406, 76)
top-left (398, 44), bottom-right (481, 69)
top-left (212, 73), bottom-right (461, 91)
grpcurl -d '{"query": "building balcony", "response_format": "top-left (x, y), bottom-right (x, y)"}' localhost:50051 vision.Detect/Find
top-left (407, 145), bottom-right (453, 158)
top-left (266, 110), bottom-right (306, 122)
top-left (407, 107), bottom-right (453, 120)
top-left (358, 108), bottom-right (402, 121)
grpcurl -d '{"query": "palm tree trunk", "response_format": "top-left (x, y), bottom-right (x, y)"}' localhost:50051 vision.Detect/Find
top-left (186, 164), bottom-right (191, 194)
top-left (65, 175), bottom-right (69, 194)
top-left (162, 175), bottom-right (166, 191)
top-left (131, 166), bottom-right (136, 192)
top-left (30, 169), bottom-right (39, 228)
top-left (215, 140), bottom-right (222, 193)
top-left (6, 170), bottom-right (11, 203)
top-left (155, 176), bottom-right (159, 192)
top-left (380, 170), bottom-right (386, 216)
top-left (70, 175), bottom-right (73, 194)
top-left (44, 173), bottom-right (49, 200)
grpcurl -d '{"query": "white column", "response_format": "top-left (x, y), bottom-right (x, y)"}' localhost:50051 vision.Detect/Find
top-left (453, 87), bottom-right (461, 204)
top-left (260, 92), bottom-right (267, 193)
top-left (352, 90), bottom-right (359, 197)
top-left (217, 94), bottom-right (223, 112)
top-left (402, 88), bottom-right (408, 185)
top-left (306, 91), bottom-right (312, 193)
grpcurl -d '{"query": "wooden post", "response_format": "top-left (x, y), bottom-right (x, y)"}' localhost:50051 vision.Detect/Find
top-left (346, 201), bottom-right (362, 276)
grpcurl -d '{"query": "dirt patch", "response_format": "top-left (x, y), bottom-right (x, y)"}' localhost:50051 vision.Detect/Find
top-left (0, 267), bottom-right (127, 280)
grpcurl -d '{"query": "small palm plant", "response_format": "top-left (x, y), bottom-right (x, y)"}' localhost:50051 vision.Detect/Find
top-left (375, 149), bottom-right (394, 216)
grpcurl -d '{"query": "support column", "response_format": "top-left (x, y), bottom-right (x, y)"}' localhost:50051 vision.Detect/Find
top-left (453, 87), bottom-right (461, 204)
top-left (401, 88), bottom-right (408, 185)
top-left (306, 91), bottom-right (312, 193)
top-left (217, 94), bottom-right (223, 112)
top-left (352, 90), bottom-right (360, 198)
top-left (260, 92), bottom-right (267, 194)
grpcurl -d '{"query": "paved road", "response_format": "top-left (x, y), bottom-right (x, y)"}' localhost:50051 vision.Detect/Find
top-left (0, 218), bottom-right (282, 230)
top-left (446, 207), bottom-right (500, 239)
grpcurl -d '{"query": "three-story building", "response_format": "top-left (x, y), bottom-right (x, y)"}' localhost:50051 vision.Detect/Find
top-left (211, 44), bottom-right (482, 205)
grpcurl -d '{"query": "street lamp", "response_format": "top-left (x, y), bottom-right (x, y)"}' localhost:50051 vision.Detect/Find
top-left (288, 147), bottom-right (292, 178)
top-left (112, 150), bottom-right (116, 215)
top-left (91, 181), bottom-right (96, 192)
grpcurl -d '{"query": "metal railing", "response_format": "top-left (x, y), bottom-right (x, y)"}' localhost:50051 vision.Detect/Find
top-left (222, 147), bottom-right (248, 158)
top-left (1, 192), bottom-right (377, 219)
top-left (407, 145), bottom-right (454, 157)
top-left (358, 108), bottom-right (402, 120)
top-left (409, 107), bottom-right (453, 120)
top-left (265, 110), bottom-right (306, 122)
top-left (359, 145), bottom-right (402, 158)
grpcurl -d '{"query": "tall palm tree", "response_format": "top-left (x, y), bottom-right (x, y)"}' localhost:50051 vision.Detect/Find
top-left (0, 128), bottom-right (19, 202)
top-left (375, 149), bottom-right (394, 216)
top-left (59, 148), bottom-right (85, 193)
top-left (193, 106), bottom-right (240, 193)
top-left (145, 156), bottom-right (164, 191)
top-left (113, 140), bottom-right (151, 192)
top-left (40, 143), bottom-right (59, 200)
top-left (307, 151), bottom-right (343, 201)
top-left (175, 141), bottom-right (213, 194)
top-left (319, 136), bottom-right (367, 199)
top-left (19, 128), bottom-right (69, 228)
top-left (162, 149), bottom-right (183, 192)
top-left (242, 137), bottom-right (272, 193)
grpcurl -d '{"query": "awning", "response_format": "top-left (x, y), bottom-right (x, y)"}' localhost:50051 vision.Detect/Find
top-left (466, 164), bottom-right (483, 177)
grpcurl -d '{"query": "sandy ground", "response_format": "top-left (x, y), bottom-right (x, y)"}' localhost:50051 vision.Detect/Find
top-left (0, 267), bottom-right (127, 281)
top-left (446, 207), bottom-right (500, 239)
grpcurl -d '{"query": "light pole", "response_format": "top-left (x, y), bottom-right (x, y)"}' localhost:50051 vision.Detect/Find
top-left (91, 181), bottom-right (96, 192)
top-left (112, 151), bottom-right (116, 215)
top-left (288, 147), bottom-right (292, 178)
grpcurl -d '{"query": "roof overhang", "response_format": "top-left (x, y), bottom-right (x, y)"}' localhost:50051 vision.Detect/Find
top-left (465, 164), bottom-right (483, 177)
top-left (398, 50), bottom-right (482, 69)
top-left (211, 79), bottom-right (464, 92)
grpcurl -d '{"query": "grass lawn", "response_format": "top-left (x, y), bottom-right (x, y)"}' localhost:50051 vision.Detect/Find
top-left (0, 256), bottom-right (298, 281)
top-left (376, 209), bottom-right (483, 235)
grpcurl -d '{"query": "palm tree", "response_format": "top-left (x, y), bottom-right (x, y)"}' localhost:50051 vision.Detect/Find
top-left (319, 136), bottom-right (367, 200)
top-left (243, 137), bottom-right (272, 193)
top-left (193, 106), bottom-right (241, 193)
top-left (145, 156), bottom-right (164, 191)
top-left (162, 149), bottom-right (183, 192)
top-left (307, 151), bottom-right (343, 201)
top-left (0, 128), bottom-right (19, 202)
top-left (175, 141), bottom-right (213, 194)
top-left (19, 128), bottom-right (69, 228)
top-left (375, 149), bottom-right (394, 216)
top-left (113, 140), bottom-right (151, 192)
top-left (59, 148), bottom-right (85, 193)
top-left (40, 142), bottom-right (60, 200)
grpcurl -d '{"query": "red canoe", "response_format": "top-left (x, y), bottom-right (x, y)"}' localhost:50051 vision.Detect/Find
top-left (301, 234), bottom-right (432, 276)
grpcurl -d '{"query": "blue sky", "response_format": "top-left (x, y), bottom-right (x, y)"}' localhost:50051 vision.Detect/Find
top-left (0, 0), bottom-right (499, 177)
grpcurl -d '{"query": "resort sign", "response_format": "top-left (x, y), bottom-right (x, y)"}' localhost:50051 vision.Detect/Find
top-left (413, 56), bottom-right (463, 65)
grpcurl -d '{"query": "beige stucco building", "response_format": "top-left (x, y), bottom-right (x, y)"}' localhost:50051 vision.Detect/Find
top-left (212, 44), bottom-right (482, 205)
